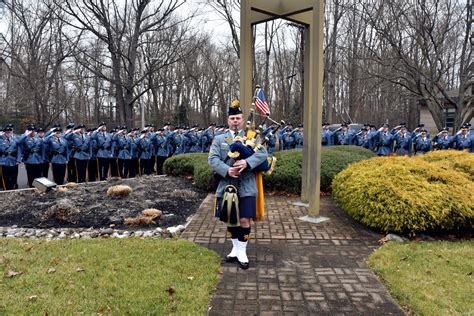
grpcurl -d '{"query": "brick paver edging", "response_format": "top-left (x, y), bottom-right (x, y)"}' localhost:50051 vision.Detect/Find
top-left (182, 194), bottom-right (404, 315)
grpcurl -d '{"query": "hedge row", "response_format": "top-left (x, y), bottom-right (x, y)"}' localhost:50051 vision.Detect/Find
top-left (163, 146), bottom-right (374, 193)
top-left (332, 150), bottom-right (474, 234)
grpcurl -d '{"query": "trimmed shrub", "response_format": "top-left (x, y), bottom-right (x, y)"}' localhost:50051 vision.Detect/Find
top-left (332, 154), bottom-right (474, 234)
top-left (165, 146), bottom-right (374, 193)
top-left (264, 149), bottom-right (303, 193)
top-left (419, 150), bottom-right (474, 180)
top-left (164, 153), bottom-right (206, 176)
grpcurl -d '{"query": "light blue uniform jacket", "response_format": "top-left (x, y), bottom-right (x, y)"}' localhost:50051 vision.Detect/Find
top-left (208, 130), bottom-right (268, 198)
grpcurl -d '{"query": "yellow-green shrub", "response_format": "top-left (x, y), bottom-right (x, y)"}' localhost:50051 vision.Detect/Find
top-left (419, 150), bottom-right (474, 180)
top-left (332, 154), bottom-right (474, 233)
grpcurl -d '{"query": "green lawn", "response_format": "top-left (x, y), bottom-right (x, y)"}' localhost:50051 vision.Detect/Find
top-left (368, 241), bottom-right (474, 315)
top-left (0, 238), bottom-right (221, 315)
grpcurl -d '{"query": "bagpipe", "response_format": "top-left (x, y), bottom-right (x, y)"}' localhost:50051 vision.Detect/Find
top-left (227, 86), bottom-right (284, 176)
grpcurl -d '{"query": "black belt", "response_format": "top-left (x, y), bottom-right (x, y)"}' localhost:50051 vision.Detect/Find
top-left (2, 152), bottom-right (16, 157)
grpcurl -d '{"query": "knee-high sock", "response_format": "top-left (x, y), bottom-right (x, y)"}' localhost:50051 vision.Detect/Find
top-left (238, 227), bottom-right (251, 242)
top-left (227, 226), bottom-right (239, 239)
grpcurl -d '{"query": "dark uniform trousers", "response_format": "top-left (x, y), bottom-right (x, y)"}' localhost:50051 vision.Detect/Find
top-left (68, 157), bottom-right (77, 182)
top-left (41, 163), bottom-right (49, 178)
top-left (140, 158), bottom-right (152, 175)
top-left (25, 163), bottom-right (42, 187)
top-left (75, 159), bottom-right (88, 183)
top-left (110, 158), bottom-right (120, 177)
top-left (97, 157), bottom-right (110, 180)
top-left (156, 156), bottom-right (167, 175)
top-left (88, 158), bottom-right (98, 182)
top-left (1, 165), bottom-right (19, 190)
top-left (52, 163), bottom-right (66, 185)
top-left (129, 158), bottom-right (139, 177)
top-left (118, 159), bottom-right (130, 178)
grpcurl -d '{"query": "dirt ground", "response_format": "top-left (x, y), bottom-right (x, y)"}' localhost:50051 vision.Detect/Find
top-left (0, 176), bottom-right (208, 229)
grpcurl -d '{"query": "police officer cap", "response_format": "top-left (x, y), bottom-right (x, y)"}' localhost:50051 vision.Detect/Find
top-left (210, 122), bottom-right (216, 126)
top-left (36, 127), bottom-right (45, 133)
top-left (417, 123), bottom-right (425, 128)
top-left (140, 128), bottom-right (147, 134)
top-left (98, 122), bottom-right (107, 128)
top-left (158, 128), bottom-right (164, 132)
top-left (3, 126), bottom-right (13, 132)
top-left (298, 124), bottom-right (303, 128)
top-left (165, 122), bottom-right (171, 126)
top-left (26, 124), bottom-right (36, 131)
top-left (53, 123), bottom-right (61, 128)
top-left (382, 123), bottom-right (390, 128)
top-left (440, 127), bottom-right (448, 132)
top-left (131, 127), bottom-right (139, 132)
top-left (87, 128), bottom-right (95, 132)
top-left (66, 123), bottom-right (75, 129)
top-left (461, 124), bottom-right (469, 130)
top-left (228, 99), bottom-right (243, 116)
top-left (322, 122), bottom-right (330, 126)
top-left (6, 123), bottom-right (14, 128)
top-left (52, 127), bottom-right (62, 133)
top-left (192, 124), bottom-right (199, 128)
top-left (361, 127), bottom-right (368, 131)
top-left (420, 129), bottom-right (427, 133)
top-left (341, 123), bottom-right (348, 127)
top-left (77, 124), bottom-right (86, 129)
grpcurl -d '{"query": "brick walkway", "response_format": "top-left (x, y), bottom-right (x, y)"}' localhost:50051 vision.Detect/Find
top-left (182, 195), bottom-right (404, 315)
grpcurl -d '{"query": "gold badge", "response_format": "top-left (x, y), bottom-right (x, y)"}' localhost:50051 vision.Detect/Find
top-left (225, 136), bottom-right (231, 143)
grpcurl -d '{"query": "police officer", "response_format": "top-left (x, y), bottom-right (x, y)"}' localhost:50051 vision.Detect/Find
top-left (375, 123), bottom-right (394, 156)
top-left (354, 127), bottom-right (370, 148)
top-left (172, 127), bottom-right (185, 155)
top-left (154, 128), bottom-right (170, 175)
top-left (65, 124), bottom-right (91, 183)
top-left (392, 124), bottom-right (412, 156)
top-left (17, 124), bottom-right (44, 187)
top-left (138, 128), bottom-right (153, 175)
top-left (282, 124), bottom-right (295, 150)
top-left (44, 127), bottom-right (69, 185)
top-left (414, 129), bottom-right (432, 155)
top-left (453, 124), bottom-right (472, 152)
top-left (85, 128), bottom-right (97, 182)
top-left (432, 127), bottom-right (452, 150)
top-left (208, 100), bottom-right (268, 269)
top-left (35, 127), bottom-right (49, 178)
top-left (92, 122), bottom-right (113, 180)
top-left (114, 127), bottom-right (132, 178)
top-left (202, 123), bottom-right (216, 152)
top-left (128, 128), bottom-right (140, 177)
top-left (262, 123), bottom-right (277, 154)
top-left (321, 122), bottom-right (334, 146)
top-left (336, 123), bottom-right (353, 145)
top-left (292, 125), bottom-right (304, 149)
top-left (187, 125), bottom-right (202, 153)
top-left (64, 123), bottom-right (77, 182)
top-left (0, 126), bottom-right (22, 190)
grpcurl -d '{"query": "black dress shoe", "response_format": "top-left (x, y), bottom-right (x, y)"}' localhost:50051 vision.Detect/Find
top-left (238, 261), bottom-right (249, 269)
top-left (225, 256), bottom-right (237, 263)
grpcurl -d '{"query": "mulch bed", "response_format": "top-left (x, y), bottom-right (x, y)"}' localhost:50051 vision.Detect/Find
top-left (0, 176), bottom-right (207, 229)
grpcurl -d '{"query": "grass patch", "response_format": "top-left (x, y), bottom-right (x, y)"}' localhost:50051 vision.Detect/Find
top-left (368, 241), bottom-right (474, 315)
top-left (0, 238), bottom-right (221, 315)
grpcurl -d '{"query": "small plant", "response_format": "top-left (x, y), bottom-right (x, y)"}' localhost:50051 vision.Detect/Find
top-left (106, 185), bottom-right (133, 197)
top-left (124, 208), bottom-right (162, 226)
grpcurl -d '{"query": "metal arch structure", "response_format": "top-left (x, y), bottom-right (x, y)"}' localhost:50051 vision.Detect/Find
top-left (240, 0), bottom-right (325, 217)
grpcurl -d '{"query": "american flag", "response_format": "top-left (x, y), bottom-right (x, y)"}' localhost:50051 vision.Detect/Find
top-left (255, 88), bottom-right (270, 116)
